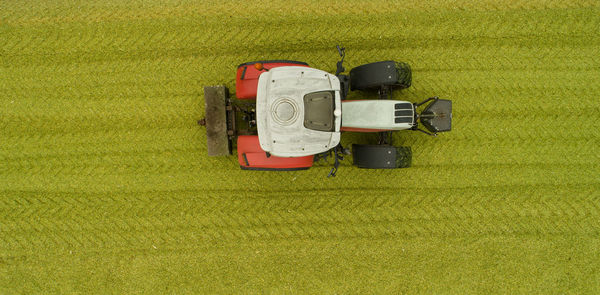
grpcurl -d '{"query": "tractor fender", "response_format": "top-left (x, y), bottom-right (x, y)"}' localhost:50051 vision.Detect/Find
top-left (237, 135), bottom-right (313, 171)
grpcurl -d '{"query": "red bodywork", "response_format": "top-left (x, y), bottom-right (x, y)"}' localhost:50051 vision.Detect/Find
top-left (235, 61), bottom-right (310, 100)
top-left (237, 136), bottom-right (313, 171)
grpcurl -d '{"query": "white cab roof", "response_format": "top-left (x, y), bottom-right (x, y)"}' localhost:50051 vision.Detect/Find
top-left (256, 66), bottom-right (341, 157)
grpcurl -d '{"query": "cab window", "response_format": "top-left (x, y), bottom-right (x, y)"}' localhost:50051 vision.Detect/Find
top-left (303, 91), bottom-right (335, 132)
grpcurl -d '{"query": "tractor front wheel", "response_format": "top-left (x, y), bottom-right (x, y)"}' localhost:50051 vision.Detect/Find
top-left (349, 61), bottom-right (412, 91)
top-left (352, 144), bottom-right (412, 169)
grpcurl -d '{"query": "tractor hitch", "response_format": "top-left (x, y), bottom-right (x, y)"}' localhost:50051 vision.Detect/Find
top-left (413, 97), bottom-right (452, 136)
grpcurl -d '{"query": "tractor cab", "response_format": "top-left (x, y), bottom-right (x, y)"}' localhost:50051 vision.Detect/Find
top-left (256, 66), bottom-right (342, 157)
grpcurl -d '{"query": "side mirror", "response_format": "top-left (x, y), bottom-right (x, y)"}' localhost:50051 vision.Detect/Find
top-left (335, 45), bottom-right (346, 75)
top-left (336, 45), bottom-right (345, 57)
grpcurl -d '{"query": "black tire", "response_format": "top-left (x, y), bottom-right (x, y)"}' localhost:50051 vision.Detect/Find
top-left (395, 146), bottom-right (412, 168)
top-left (352, 144), bottom-right (412, 169)
top-left (349, 61), bottom-right (412, 91)
top-left (395, 62), bottom-right (412, 90)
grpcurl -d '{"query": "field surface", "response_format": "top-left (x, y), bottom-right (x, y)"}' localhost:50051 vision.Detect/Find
top-left (1, 0), bottom-right (600, 293)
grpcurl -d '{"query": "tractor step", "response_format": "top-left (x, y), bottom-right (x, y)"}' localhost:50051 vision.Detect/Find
top-left (203, 86), bottom-right (231, 156)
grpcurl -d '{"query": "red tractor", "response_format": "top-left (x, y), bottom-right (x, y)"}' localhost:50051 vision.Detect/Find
top-left (200, 47), bottom-right (451, 176)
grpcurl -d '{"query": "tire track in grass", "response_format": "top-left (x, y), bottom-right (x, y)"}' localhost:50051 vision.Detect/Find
top-left (1, 182), bottom-right (599, 253)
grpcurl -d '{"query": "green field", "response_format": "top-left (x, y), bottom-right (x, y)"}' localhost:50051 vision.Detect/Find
top-left (1, 0), bottom-right (600, 293)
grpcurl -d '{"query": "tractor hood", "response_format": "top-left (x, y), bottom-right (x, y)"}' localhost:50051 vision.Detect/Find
top-left (256, 66), bottom-right (342, 157)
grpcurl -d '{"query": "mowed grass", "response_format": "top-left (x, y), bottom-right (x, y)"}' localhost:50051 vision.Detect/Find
top-left (1, 0), bottom-right (600, 293)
